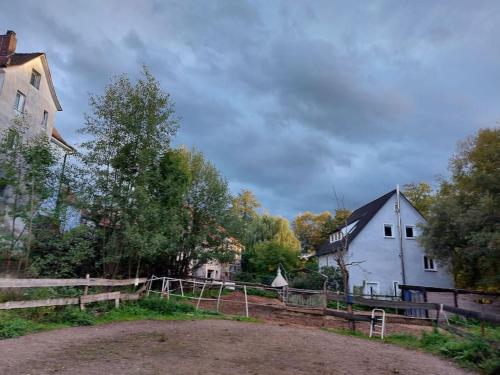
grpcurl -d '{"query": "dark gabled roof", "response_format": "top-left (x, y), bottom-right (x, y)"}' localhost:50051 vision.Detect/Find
top-left (1, 52), bottom-right (43, 67)
top-left (316, 189), bottom-right (396, 257)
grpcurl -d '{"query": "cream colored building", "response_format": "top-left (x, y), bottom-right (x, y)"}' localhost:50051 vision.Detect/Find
top-left (0, 30), bottom-right (74, 239)
top-left (193, 236), bottom-right (244, 281)
top-left (0, 30), bottom-right (72, 151)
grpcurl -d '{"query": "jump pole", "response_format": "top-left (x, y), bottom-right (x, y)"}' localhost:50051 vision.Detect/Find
top-left (216, 282), bottom-right (224, 313)
top-left (244, 285), bottom-right (249, 318)
top-left (196, 282), bottom-right (206, 310)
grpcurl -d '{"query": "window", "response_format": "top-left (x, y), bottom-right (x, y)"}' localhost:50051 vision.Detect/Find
top-left (423, 256), bottom-right (437, 271)
top-left (30, 69), bottom-right (41, 89)
top-left (206, 270), bottom-right (214, 279)
top-left (329, 232), bottom-right (343, 243)
top-left (405, 225), bottom-right (415, 238)
top-left (329, 234), bottom-right (334, 243)
top-left (41, 111), bottom-right (48, 129)
top-left (384, 224), bottom-right (393, 237)
top-left (14, 91), bottom-right (26, 112)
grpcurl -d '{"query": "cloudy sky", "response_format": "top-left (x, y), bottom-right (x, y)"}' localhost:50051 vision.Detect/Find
top-left (2, 1), bottom-right (499, 218)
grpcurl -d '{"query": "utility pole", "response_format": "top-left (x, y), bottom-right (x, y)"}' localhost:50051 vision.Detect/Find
top-left (396, 185), bottom-right (406, 285)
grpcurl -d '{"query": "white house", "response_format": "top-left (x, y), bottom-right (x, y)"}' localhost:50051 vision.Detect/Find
top-left (316, 188), bottom-right (453, 296)
top-left (0, 30), bottom-right (75, 236)
top-left (0, 30), bottom-right (73, 152)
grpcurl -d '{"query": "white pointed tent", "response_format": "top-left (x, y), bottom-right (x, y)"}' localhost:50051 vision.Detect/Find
top-left (271, 266), bottom-right (288, 288)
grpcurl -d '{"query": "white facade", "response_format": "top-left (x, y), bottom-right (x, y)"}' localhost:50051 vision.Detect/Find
top-left (318, 192), bottom-right (454, 295)
top-left (0, 57), bottom-right (59, 139)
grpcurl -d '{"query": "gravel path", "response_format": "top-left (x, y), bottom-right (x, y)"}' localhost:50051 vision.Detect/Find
top-left (0, 320), bottom-right (472, 375)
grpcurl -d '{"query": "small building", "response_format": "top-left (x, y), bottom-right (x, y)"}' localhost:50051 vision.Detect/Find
top-left (316, 188), bottom-right (453, 296)
top-left (193, 236), bottom-right (244, 281)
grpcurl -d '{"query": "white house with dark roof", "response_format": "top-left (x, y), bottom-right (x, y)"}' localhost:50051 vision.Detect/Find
top-left (316, 188), bottom-right (454, 296)
top-left (0, 30), bottom-right (73, 152)
top-left (0, 30), bottom-right (75, 238)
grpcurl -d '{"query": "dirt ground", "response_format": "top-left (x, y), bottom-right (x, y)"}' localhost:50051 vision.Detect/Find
top-left (0, 320), bottom-right (472, 375)
top-left (194, 291), bottom-right (436, 336)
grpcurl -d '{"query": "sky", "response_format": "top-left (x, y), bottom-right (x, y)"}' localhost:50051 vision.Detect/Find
top-left (1, 1), bottom-right (499, 218)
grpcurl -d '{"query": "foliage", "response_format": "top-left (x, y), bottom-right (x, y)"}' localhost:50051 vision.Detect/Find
top-left (0, 115), bottom-right (56, 265)
top-left (0, 297), bottom-right (216, 339)
top-left (289, 260), bottom-right (343, 290)
top-left (329, 327), bottom-right (500, 374)
top-left (292, 211), bottom-right (333, 254)
top-left (246, 240), bottom-right (300, 278)
top-left (28, 221), bottom-right (98, 277)
top-left (402, 182), bottom-right (435, 217)
top-left (420, 128), bottom-right (500, 289)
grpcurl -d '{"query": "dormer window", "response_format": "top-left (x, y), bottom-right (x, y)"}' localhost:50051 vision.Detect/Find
top-left (30, 69), bottom-right (41, 89)
top-left (14, 91), bottom-right (26, 112)
top-left (330, 231), bottom-right (344, 243)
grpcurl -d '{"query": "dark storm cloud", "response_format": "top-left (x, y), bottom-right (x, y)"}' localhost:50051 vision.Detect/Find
top-left (1, 0), bottom-right (499, 218)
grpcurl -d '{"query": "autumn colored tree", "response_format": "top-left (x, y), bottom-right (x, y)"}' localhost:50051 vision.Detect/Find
top-left (292, 211), bottom-right (333, 254)
top-left (420, 128), bottom-right (500, 290)
top-left (403, 182), bottom-right (435, 216)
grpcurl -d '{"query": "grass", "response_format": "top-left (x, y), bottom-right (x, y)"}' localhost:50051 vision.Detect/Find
top-left (324, 326), bottom-right (500, 375)
top-left (0, 297), bottom-right (220, 339)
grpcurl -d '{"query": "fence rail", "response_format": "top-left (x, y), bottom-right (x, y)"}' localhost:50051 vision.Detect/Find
top-left (0, 277), bottom-right (147, 288)
top-left (0, 277), bottom-right (147, 310)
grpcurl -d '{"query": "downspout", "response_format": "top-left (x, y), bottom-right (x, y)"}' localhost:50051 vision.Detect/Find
top-left (396, 185), bottom-right (406, 285)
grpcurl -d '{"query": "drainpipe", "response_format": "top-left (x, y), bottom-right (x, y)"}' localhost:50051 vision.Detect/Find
top-left (396, 185), bottom-right (406, 285)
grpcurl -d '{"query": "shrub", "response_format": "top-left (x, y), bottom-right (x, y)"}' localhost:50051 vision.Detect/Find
top-left (0, 318), bottom-right (35, 338)
top-left (138, 297), bottom-right (195, 314)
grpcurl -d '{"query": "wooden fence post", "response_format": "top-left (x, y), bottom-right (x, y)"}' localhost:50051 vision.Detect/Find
top-left (80, 274), bottom-right (90, 311)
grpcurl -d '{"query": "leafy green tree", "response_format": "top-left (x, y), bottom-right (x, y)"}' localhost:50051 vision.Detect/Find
top-left (0, 116), bottom-right (56, 270)
top-left (78, 68), bottom-right (179, 277)
top-left (420, 128), bottom-right (500, 290)
top-left (158, 148), bottom-right (234, 277)
top-left (247, 240), bottom-right (300, 277)
top-left (403, 182), bottom-right (435, 216)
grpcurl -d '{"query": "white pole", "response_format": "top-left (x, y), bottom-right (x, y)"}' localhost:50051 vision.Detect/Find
top-left (216, 282), bottom-right (224, 313)
top-left (196, 282), bottom-right (206, 310)
top-left (244, 285), bottom-right (249, 318)
top-left (161, 278), bottom-right (166, 299)
top-left (179, 279), bottom-right (184, 297)
top-left (166, 280), bottom-right (170, 300)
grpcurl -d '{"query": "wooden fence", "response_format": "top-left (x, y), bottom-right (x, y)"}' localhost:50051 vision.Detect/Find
top-left (327, 292), bottom-right (500, 325)
top-left (0, 277), bottom-right (147, 311)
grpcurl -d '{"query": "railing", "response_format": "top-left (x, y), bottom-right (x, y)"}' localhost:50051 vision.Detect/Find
top-left (0, 276), bottom-right (147, 310)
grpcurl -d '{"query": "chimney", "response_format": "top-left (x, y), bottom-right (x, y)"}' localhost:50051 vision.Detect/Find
top-left (0, 30), bottom-right (16, 65)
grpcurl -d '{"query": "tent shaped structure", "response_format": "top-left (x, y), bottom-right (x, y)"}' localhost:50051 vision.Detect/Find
top-left (271, 266), bottom-right (288, 288)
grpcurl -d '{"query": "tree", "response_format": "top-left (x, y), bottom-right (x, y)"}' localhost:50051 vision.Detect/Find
top-left (224, 189), bottom-right (261, 242)
top-left (420, 128), bottom-right (500, 290)
top-left (78, 67), bottom-right (180, 277)
top-left (292, 211), bottom-right (333, 254)
top-left (0, 116), bottom-right (56, 270)
top-left (243, 214), bottom-right (301, 250)
top-left (158, 148), bottom-right (234, 277)
top-left (403, 182), bottom-right (435, 216)
top-left (247, 240), bottom-right (300, 280)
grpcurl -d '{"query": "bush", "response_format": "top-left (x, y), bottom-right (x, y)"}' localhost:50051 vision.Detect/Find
top-left (137, 297), bottom-right (196, 314)
top-left (44, 307), bottom-right (95, 326)
top-left (0, 318), bottom-right (35, 338)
